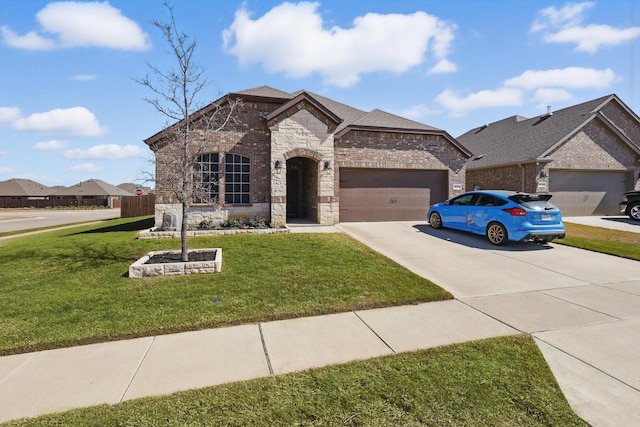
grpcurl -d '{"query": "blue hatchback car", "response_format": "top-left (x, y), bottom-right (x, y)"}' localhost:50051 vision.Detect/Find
top-left (427, 190), bottom-right (565, 245)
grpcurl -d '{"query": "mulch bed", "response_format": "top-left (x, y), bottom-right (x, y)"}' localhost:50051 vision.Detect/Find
top-left (146, 250), bottom-right (217, 264)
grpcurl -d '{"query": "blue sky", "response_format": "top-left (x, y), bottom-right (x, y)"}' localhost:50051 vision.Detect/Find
top-left (0, 0), bottom-right (638, 187)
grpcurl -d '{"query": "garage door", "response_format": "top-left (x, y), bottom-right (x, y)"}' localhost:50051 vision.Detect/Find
top-left (548, 170), bottom-right (630, 216)
top-left (339, 169), bottom-right (448, 222)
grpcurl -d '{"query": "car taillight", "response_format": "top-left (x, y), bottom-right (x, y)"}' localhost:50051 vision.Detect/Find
top-left (502, 207), bottom-right (527, 216)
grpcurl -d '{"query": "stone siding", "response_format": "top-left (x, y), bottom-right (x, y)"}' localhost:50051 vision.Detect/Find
top-left (269, 109), bottom-right (336, 226)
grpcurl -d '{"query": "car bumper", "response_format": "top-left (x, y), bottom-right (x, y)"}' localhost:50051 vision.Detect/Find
top-left (519, 232), bottom-right (565, 242)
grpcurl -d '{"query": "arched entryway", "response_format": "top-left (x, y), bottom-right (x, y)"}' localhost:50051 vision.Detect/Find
top-left (286, 157), bottom-right (319, 223)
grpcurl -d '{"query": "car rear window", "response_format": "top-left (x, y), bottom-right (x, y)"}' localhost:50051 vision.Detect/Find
top-left (508, 193), bottom-right (555, 210)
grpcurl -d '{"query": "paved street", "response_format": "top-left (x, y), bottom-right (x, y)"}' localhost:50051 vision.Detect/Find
top-left (0, 208), bottom-right (120, 233)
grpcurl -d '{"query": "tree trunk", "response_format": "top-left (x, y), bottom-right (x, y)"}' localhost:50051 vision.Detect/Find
top-left (181, 201), bottom-right (188, 262)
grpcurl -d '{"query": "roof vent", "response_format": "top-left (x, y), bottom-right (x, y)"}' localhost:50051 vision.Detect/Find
top-left (546, 105), bottom-right (553, 116)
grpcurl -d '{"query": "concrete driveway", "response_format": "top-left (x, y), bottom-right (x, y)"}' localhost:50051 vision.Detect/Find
top-left (338, 221), bottom-right (640, 427)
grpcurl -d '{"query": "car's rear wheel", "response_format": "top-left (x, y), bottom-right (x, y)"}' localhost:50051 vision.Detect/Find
top-left (429, 212), bottom-right (443, 229)
top-left (628, 202), bottom-right (640, 221)
top-left (486, 222), bottom-right (507, 245)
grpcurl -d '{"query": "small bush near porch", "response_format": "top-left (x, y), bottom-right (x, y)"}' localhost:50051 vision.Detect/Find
top-left (0, 217), bottom-right (451, 355)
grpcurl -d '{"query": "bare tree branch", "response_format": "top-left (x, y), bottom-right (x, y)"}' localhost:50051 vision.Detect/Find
top-left (135, 2), bottom-right (242, 261)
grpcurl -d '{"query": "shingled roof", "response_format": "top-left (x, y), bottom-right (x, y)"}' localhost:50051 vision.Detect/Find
top-left (0, 178), bottom-right (50, 197)
top-left (457, 94), bottom-right (640, 169)
top-left (146, 85), bottom-right (469, 155)
top-left (52, 179), bottom-right (133, 197)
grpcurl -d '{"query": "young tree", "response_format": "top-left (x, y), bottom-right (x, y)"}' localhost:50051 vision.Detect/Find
top-left (137, 2), bottom-right (242, 261)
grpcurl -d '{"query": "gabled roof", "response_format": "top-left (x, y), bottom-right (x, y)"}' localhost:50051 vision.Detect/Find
top-left (0, 178), bottom-right (50, 197)
top-left (52, 179), bottom-right (133, 197)
top-left (457, 94), bottom-right (640, 169)
top-left (145, 85), bottom-right (471, 157)
top-left (232, 85), bottom-right (294, 100)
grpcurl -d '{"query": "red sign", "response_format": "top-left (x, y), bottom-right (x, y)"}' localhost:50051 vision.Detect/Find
top-left (135, 188), bottom-right (143, 196)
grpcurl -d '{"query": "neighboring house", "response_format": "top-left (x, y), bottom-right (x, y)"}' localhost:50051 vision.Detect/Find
top-left (145, 85), bottom-right (471, 227)
top-left (51, 179), bottom-right (133, 208)
top-left (0, 178), bottom-right (51, 208)
top-left (457, 94), bottom-right (640, 216)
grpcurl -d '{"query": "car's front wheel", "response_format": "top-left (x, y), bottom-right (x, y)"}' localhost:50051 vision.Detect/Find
top-left (627, 202), bottom-right (640, 221)
top-left (486, 222), bottom-right (508, 245)
top-left (429, 212), bottom-right (443, 229)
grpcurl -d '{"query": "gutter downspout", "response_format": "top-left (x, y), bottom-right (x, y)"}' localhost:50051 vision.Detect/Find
top-left (519, 164), bottom-right (525, 192)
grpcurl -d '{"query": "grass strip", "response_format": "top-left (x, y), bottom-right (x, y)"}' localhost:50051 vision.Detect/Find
top-left (0, 217), bottom-right (450, 355)
top-left (558, 222), bottom-right (640, 260)
top-left (3, 335), bottom-right (587, 427)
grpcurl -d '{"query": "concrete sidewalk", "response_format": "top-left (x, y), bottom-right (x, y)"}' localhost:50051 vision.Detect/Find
top-left (0, 300), bottom-right (518, 422)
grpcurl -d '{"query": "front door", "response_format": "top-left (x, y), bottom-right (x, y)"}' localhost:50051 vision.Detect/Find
top-left (286, 169), bottom-right (299, 218)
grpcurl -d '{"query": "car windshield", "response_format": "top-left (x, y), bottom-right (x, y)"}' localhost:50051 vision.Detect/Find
top-left (508, 193), bottom-right (555, 211)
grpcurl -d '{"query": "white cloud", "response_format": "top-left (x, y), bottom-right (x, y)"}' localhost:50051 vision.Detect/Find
top-left (223, 2), bottom-right (457, 87)
top-left (435, 87), bottom-right (524, 117)
top-left (0, 166), bottom-right (13, 174)
top-left (33, 140), bottom-right (68, 151)
top-left (0, 107), bottom-right (21, 123)
top-left (65, 163), bottom-right (102, 173)
top-left (0, 26), bottom-right (55, 50)
top-left (532, 88), bottom-right (573, 104)
top-left (12, 107), bottom-right (107, 137)
top-left (400, 104), bottom-right (440, 120)
top-left (0, 150), bottom-right (7, 156)
top-left (531, 2), bottom-right (594, 33)
top-left (429, 58), bottom-right (457, 74)
top-left (531, 1), bottom-right (640, 52)
top-left (504, 67), bottom-right (617, 90)
top-left (64, 144), bottom-right (144, 160)
top-left (1, 1), bottom-right (150, 51)
top-left (544, 25), bottom-right (640, 53)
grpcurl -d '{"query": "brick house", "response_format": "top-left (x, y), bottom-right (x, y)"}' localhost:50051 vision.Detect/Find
top-left (457, 94), bottom-right (640, 216)
top-left (145, 86), bottom-right (471, 227)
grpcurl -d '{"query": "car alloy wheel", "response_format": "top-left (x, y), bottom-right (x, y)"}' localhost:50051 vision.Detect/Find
top-left (430, 212), bottom-right (443, 229)
top-left (486, 222), bottom-right (507, 245)
top-left (629, 202), bottom-right (640, 221)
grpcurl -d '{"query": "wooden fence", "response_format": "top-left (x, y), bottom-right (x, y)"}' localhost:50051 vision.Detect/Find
top-left (121, 194), bottom-right (155, 218)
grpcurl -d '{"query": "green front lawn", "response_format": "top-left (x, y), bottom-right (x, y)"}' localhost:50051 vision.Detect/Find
top-left (0, 217), bottom-right (451, 355)
top-left (559, 222), bottom-right (640, 260)
top-left (4, 335), bottom-right (587, 427)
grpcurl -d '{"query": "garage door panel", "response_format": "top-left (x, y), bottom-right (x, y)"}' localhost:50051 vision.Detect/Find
top-left (339, 169), bottom-right (446, 222)
top-left (549, 171), bottom-right (629, 216)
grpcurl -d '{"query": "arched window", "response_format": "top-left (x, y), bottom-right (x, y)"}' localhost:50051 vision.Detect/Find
top-left (193, 153), bottom-right (219, 204)
top-left (224, 153), bottom-right (250, 204)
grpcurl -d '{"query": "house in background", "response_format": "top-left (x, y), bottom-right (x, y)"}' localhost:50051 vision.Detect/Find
top-left (0, 178), bottom-right (51, 208)
top-left (51, 179), bottom-right (133, 208)
top-left (457, 94), bottom-right (640, 216)
top-left (117, 183), bottom-right (153, 196)
top-left (145, 85), bottom-right (471, 227)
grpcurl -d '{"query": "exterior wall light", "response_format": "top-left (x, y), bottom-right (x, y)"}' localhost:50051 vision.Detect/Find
top-left (275, 160), bottom-right (282, 169)
top-left (324, 161), bottom-right (331, 170)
